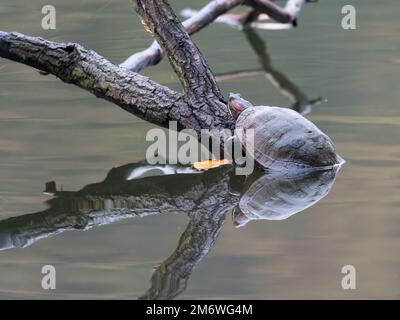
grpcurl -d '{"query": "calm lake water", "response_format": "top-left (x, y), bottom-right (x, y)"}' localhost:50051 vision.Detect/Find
top-left (0, 0), bottom-right (400, 299)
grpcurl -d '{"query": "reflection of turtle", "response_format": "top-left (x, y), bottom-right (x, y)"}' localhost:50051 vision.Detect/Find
top-left (232, 167), bottom-right (340, 227)
top-left (228, 93), bottom-right (344, 172)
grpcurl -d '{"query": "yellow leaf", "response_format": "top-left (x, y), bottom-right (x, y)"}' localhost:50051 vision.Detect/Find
top-left (193, 159), bottom-right (231, 170)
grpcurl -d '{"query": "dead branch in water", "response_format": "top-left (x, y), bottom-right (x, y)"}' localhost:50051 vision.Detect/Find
top-left (0, 0), bottom-right (312, 138)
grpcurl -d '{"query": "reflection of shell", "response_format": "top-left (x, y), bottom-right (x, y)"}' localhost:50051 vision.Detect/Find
top-left (235, 167), bottom-right (340, 226)
top-left (236, 106), bottom-right (343, 171)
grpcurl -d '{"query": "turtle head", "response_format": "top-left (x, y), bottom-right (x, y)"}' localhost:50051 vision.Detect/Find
top-left (232, 206), bottom-right (251, 228)
top-left (228, 93), bottom-right (253, 119)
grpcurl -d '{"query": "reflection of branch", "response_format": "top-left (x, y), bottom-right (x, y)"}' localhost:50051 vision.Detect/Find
top-left (0, 161), bottom-right (239, 300)
top-left (140, 206), bottom-right (229, 300)
top-left (0, 163), bottom-right (236, 251)
top-left (211, 22), bottom-right (323, 114)
top-left (141, 165), bottom-right (341, 299)
top-left (0, 160), bottom-right (341, 300)
top-left (136, 165), bottom-right (238, 299)
top-left (243, 25), bottom-right (324, 114)
top-left (140, 166), bottom-right (241, 299)
top-left (180, 3), bottom-right (322, 114)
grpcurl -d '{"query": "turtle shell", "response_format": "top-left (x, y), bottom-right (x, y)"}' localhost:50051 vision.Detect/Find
top-left (235, 106), bottom-right (343, 171)
top-left (235, 167), bottom-right (339, 225)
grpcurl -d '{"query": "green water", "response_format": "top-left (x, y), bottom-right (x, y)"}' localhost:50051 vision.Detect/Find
top-left (0, 0), bottom-right (400, 299)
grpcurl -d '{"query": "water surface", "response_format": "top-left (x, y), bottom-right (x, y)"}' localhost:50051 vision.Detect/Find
top-left (0, 0), bottom-right (400, 299)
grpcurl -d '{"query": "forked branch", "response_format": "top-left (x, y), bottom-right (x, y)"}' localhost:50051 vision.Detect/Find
top-left (120, 0), bottom-right (244, 73)
top-left (0, 0), bottom-right (312, 137)
top-left (121, 0), bottom-right (309, 73)
top-left (133, 0), bottom-right (224, 103)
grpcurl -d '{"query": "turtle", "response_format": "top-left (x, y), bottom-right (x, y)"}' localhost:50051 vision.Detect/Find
top-left (228, 93), bottom-right (344, 172)
top-left (232, 166), bottom-right (340, 227)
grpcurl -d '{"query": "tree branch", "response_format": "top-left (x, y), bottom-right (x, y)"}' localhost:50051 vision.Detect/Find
top-left (119, 40), bottom-right (163, 73)
top-left (131, 0), bottom-right (235, 133)
top-left (120, 0), bottom-right (244, 73)
top-left (121, 0), bottom-right (308, 74)
top-left (242, 26), bottom-right (323, 114)
top-left (0, 31), bottom-right (234, 133)
top-left (1, 0), bottom-right (309, 138)
top-left (132, 0), bottom-right (224, 103)
top-left (245, 0), bottom-right (306, 24)
top-left (0, 31), bottom-right (187, 126)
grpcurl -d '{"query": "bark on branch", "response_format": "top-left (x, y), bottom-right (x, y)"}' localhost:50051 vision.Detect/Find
top-left (0, 31), bottom-right (188, 127)
top-left (132, 0), bottom-right (224, 103)
top-left (120, 0), bottom-right (244, 73)
top-left (121, 0), bottom-right (308, 73)
top-left (131, 0), bottom-right (235, 132)
top-left (0, 31), bottom-right (234, 133)
top-left (0, 0), bottom-right (310, 136)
